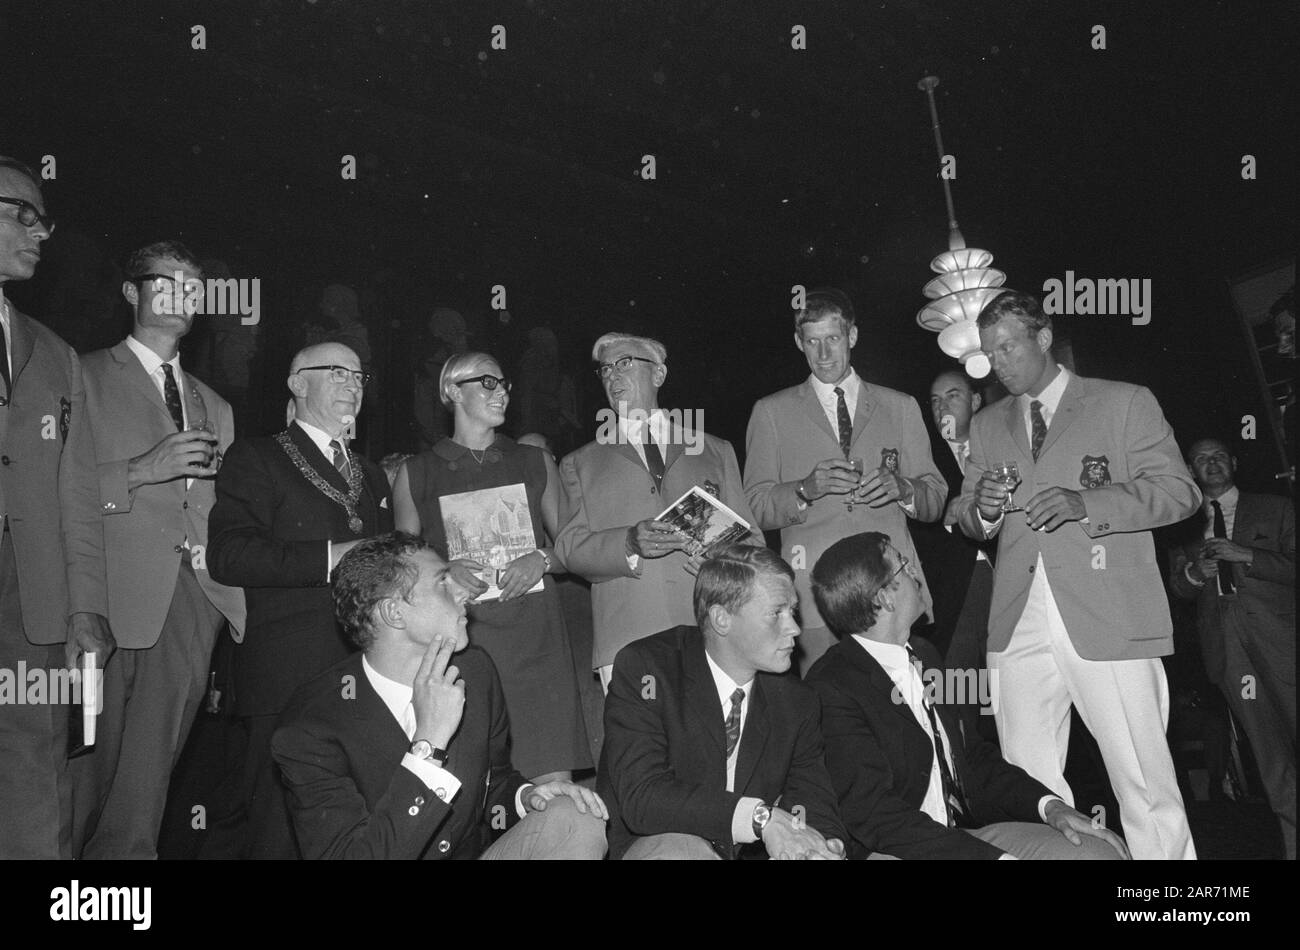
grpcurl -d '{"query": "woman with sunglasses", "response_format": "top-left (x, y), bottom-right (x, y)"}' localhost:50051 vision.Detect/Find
top-left (393, 352), bottom-right (590, 784)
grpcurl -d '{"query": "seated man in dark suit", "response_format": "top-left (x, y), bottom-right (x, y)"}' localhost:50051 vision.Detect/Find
top-left (272, 532), bottom-right (608, 859)
top-left (807, 532), bottom-right (1128, 860)
top-left (599, 544), bottom-right (847, 859)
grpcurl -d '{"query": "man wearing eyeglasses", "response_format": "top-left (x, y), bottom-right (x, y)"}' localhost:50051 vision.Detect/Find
top-left (556, 332), bottom-right (757, 692)
top-left (74, 240), bottom-right (247, 859)
top-left (0, 156), bottom-right (112, 858)
top-left (205, 341), bottom-right (393, 858)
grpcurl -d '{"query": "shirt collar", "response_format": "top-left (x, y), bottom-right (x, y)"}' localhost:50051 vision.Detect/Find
top-left (616, 408), bottom-right (668, 444)
top-left (361, 655), bottom-right (413, 730)
top-left (294, 418), bottom-right (348, 459)
top-left (703, 646), bottom-right (753, 711)
top-left (853, 634), bottom-right (914, 679)
top-left (124, 334), bottom-right (182, 379)
top-left (809, 368), bottom-right (861, 405)
top-left (1206, 485), bottom-right (1239, 512)
top-left (1022, 364), bottom-right (1070, 415)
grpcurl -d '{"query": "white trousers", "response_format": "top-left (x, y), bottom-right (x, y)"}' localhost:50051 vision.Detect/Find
top-left (988, 586), bottom-right (1196, 860)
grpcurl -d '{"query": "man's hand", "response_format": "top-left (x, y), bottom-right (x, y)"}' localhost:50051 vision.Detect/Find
top-left (801, 459), bottom-right (861, 501)
top-left (524, 781), bottom-right (609, 820)
top-left (64, 612), bottom-right (115, 671)
top-left (448, 559), bottom-right (489, 600)
top-left (1043, 799), bottom-right (1131, 859)
top-left (625, 520), bottom-right (688, 559)
top-left (498, 551), bottom-right (545, 601)
top-left (1025, 487), bottom-right (1087, 532)
top-left (760, 807), bottom-right (844, 860)
top-left (1188, 555), bottom-right (1219, 583)
top-left (127, 430), bottom-right (220, 489)
top-left (1202, 538), bottom-right (1254, 565)
top-left (856, 468), bottom-right (914, 508)
top-left (411, 636), bottom-right (466, 749)
top-left (974, 470), bottom-right (1011, 521)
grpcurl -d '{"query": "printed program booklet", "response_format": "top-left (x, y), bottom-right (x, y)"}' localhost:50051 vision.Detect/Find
top-left (656, 485), bottom-right (753, 558)
top-left (439, 482), bottom-right (545, 601)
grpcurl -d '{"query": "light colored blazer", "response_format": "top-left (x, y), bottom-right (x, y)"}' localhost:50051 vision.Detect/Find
top-left (956, 374), bottom-right (1200, 661)
top-left (0, 306), bottom-right (107, 644)
top-left (743, 379), bottom-right (946, 629)
top-left (557, 425), bottom-right (757, 669)
top-left (82, 340), bottom-right (246, 648)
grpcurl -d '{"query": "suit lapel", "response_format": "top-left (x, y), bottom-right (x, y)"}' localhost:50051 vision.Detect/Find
top-left (685, 635), bottom-right (727, 757)
top-left (799, 381), bottom-right (839, 448)
top-left (850, 381), bottom-right (877, 448)
top-left (1036, 373), bottom-right (1084, 460)
top-left (110, 340), bottom-right (173, 427)
top-left (662, 419), bottom-right (685, 474)
top-left (848, 639), bottom-right (924, 735)
top-left (1230, 493), bottom-right (1255, 544)
top-left (733, 677), bottom-right (770, 794)
top-left (7, 307), bottom-right (36, 391)
top-left (349, 656), bottom-right (413, 756)
top-left (1003, 398), bottom-right (1032, 463)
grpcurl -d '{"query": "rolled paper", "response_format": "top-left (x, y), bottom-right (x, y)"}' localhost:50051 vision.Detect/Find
top-left (82, 651), bottom-right (98, 746)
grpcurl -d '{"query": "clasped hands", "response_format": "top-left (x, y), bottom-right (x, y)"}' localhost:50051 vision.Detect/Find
top-left (800, 459), bottom-right (912, 508)
top-left (761, 807), bottom-right (846, 860)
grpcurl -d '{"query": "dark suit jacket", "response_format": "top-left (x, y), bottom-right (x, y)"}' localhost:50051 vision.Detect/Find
top-left (0, 304), bottom-right (106, 643)
top-left (272, 648), bottom-right (528, 859)
top-left (598, 625), bottom-right (845, 860)
top-left (1169, 492), bottom-right (1295, 687)
top-left (807, 637), bottom-right (1055, 859)
top-left (208, 423), bottom-right (392, 716)
top-left (908, 427), bottom-right (995, 647)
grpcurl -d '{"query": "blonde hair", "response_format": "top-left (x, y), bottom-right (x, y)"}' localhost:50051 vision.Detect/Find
top-left (438, 351), bottom-right (499, 408)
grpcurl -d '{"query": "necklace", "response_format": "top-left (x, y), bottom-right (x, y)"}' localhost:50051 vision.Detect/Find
top-left (276, 429), bottom-right (366, 533)
top-left (468, 447), bottom-right (487, 465)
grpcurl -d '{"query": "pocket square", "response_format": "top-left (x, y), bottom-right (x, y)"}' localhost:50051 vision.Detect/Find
top-left (380, 498), bottom-right (389, 509)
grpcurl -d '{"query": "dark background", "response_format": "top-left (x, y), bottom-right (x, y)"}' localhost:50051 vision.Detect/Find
top-left (2, 0), bottom-right (1295, 487)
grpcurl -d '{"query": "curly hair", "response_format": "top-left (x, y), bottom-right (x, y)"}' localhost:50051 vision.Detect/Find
top-left (333, 532), bottom-right (427, 651)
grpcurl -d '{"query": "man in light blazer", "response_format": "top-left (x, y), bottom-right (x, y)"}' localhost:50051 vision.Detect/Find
top-left (954, 289), bottom-right (1201, 860)
top-left (75, 240), bottom-right (247, 859)
top-left (557, 332), bottom-right (758, 691)
top-left (744, 288), bottom-right (947, 674)
top-left (0, 156), bottom-right (113, 859)
top-left (1170, 437), bottom-right (1295, 858)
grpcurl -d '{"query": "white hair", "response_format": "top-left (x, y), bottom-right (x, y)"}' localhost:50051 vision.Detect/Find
top-left (590, 333), bottom-right (667, 364)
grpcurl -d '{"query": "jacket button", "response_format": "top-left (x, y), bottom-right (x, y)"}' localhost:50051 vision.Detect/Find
top-left (0, 456), bottom-right (9, 465)
top-left (103, 502), bottom-right (116, 511)
top-left (1028, 565), bottom-right (1035, 573)
top-left (414, 795), bottom-right (425, 807)
top-left (437, 839), bottom-right (451, 853)
top-left (435, 787), bottom-right (448, 800)
top-left (408, 805), bottom-right (419, 817)
top-left (649, 487), bottom-right (656, 495)
top-left (174, 545), bottom-right (185, 554)
top-left (182, 500), bottom-right (188, 509)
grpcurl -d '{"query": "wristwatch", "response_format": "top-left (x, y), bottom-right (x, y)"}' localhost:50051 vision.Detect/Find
top-left (795, 481), bottom-right (814, 507)
top-left (409, 739), bottom-right (449, 766)
top-left (751, 802), bottom-right (772, 840)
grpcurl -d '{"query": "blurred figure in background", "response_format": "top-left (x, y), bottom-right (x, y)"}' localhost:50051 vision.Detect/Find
top-left (414, 307), bottom-right (467, 451)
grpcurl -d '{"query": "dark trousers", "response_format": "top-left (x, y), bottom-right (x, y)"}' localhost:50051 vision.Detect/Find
top-left (72, 561), bottom-right (224, 859)
top-left (0, 528), bottom-right (73, 858)
top-left (945, 559), bottom-right (996, 745)
top-left (196, 712), bottom-right (297, 859)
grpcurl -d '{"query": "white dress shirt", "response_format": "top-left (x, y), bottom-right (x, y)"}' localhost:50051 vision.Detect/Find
top-left (703, 649), bottom-right (764, 844)
top-left (124, 334), bottom-right (190, 429)
top-left (809, 369), bottom-right (861, 433)
top-left (0, 293), bottom-right (12, 382)
top-left (621, 408), bottom-right (669, 572)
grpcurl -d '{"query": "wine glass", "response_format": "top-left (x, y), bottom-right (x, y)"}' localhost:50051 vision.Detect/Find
top-left (993, 460), bottom-right (1023, 512)
top-left (189, 418), bottom-right (218, 468)
top-left (846, 457), bottom-right (864, 511)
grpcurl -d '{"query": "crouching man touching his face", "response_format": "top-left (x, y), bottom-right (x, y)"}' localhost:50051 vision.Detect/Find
top-left (599, 544), bottom-right (848, 859)
top-left (272, 532), bottom-right (608, 859)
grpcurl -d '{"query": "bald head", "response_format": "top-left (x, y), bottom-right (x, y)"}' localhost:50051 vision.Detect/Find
top-left (929, 371), bottom-right (981, 441)
top-left (288, 342), bottom-right (364, 438)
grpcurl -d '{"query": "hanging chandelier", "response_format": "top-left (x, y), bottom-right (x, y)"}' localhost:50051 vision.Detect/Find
top-left (915, 76), bottom-right (1004, 379)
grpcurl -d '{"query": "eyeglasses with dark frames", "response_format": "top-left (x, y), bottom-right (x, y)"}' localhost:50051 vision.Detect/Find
top-left (296, 365), bottom-right (372, 388)
top-left (454, 374), bottom-right (512, 393)
top-left (0, 196), bottom-right (55, 235)
top-left (595, 355), bottom-right (656, 379)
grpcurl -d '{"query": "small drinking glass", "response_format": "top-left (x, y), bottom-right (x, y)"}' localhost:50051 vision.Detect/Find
top-left (993, 460), bottom-right (1023, 513)
top-left (845, 457), bottom-right (865, 511)
top-left (190, 418), bottom-right (217, 467)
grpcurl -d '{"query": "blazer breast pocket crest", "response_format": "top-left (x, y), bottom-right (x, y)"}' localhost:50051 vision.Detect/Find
top-left (880, 447), bottom-right (899, 473)
top-left (1079, 454), bottom-right (1112, 488)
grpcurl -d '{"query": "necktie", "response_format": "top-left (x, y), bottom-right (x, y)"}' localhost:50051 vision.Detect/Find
top-left (643, 432), bottom-right (666, 492)
top-left (329, 439), bottom-right (351, 479)
top-left (724, 687), bottom-right (745, 759)
top-left (833, 386), bottom-right (852, 458)
top-left (1029, 400), bottom-right (1047, 462)
top-left (1211, 501), bottom-right (1236, 595)
top-left (0, 320), bottom-right (11, 399)
top-left (160, 363), bottom-right (185, 431)
top-left (907, 645), bottom-right (973, 829)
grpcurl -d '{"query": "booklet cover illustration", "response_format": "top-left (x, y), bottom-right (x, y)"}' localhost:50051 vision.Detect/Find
top-left (439, 483), bottom-right (544, 602)
top-left (656, 484), bottom-right (753, 558)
